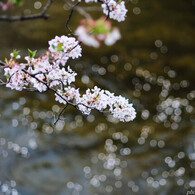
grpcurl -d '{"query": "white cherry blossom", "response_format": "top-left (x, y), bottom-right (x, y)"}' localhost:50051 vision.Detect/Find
top-left (102, 0), bottom-right (128, 22)
top-left (48, 35), bottom-right (82, 66)
top-left (3, 34), bottom-right (136, 122)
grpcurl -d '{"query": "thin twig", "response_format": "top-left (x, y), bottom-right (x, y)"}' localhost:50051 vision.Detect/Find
top-left (65, 1), bottom-right (80, 36)
top-left (0, 0), bottom-right (54, 22)
top-left (54, 104), bottom-right (68, 124)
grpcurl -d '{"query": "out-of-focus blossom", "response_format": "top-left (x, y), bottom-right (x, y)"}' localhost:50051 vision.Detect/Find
top-left (0, 2), bottom-right (13, 11)
top-left (75, 18), bottom-right (121, 48)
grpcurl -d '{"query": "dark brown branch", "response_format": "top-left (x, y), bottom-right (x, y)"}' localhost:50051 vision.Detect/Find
top-left (21, 69), bottom-right (96, 110)
top-left (97, 0), bottom-right (110, 20)
top-left (54, 104), bottom-right (68, 124)
top-left (65, 1), bottom-right (80, 36)
top-left (105, 3), bottom-right (110, 21)
top-left (0, 0), bottom-right (54, 22)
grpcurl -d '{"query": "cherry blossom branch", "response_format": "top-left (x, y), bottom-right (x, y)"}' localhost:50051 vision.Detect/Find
top-left (0, 1), bottom-right (135, 124)
top-left (0, 61), bottom-right (100, 122)
top-left (22, 71), bottom-right (103, 123)
top-left (20, 69), bottom-right (97, 110)
top-left (0, 0), bottom-right (54, 22)
top-left (1, 56), bottom-right (136, 123)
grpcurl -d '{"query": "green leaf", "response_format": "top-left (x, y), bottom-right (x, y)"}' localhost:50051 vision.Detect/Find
top-left (91, 20), bottom-right (110, 35)
top-left (28, 49), bottom-right (37, 59)
top-left (5, 74), bottom-right (11, 79)
top-left (12, 49), bottom-right (20, 58)
top-left (56, 43), bottom-right (64, 52)
top-left (13, 0), bottom-right (22, 6)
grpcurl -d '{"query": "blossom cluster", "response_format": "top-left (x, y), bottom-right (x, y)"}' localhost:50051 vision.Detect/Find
top-left (55, 86), bottom-right (136, 122)
top-left (3, 35), bottom-right (136, 122)
top-left (4, 36), bottom-right (79, 91)
top-left (4, 58), bottom-right (77, 93)
top-left (4, 60), bottom-right (27, 91)
top-left (72, 0), bottom-right (128, 22)
top-left (75, 18), bottom-right (121, 48)
top-left (48, 36), bottom-right (82, 66)
top-left (101, 0), bottom-right (128, 22)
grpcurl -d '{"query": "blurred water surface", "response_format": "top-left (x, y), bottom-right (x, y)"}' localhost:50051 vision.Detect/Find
top-left (0, 0), bottom-right (194, 195)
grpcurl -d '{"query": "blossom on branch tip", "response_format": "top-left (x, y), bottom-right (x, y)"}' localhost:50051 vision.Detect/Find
top-left (55, 86), bottom-right (136, 122)
top-left (71, 0), bottom-right (127, 22)
top-left (48, 35), bottom-right (82, 66)
top-left (102, 0), bottom-right (128, 22)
